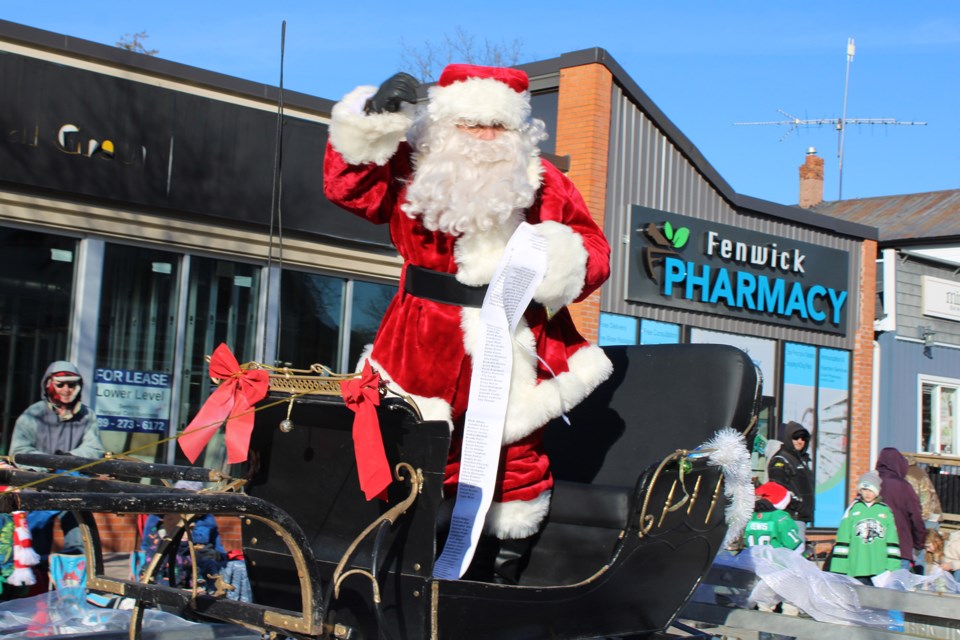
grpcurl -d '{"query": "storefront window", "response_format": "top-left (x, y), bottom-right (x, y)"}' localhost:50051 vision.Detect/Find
top-left (921, 379), bottom-right (958, 454)
top-left (174, 257), bottom-right (261, 471)
top-left (93, 244), bottom-right (180, 462)
top-left (278, 271), bottom-right (344, 370)
top-left (0, 229), bottom-right (76, 454)
top-left (348, 280), bottom-right (394, 369)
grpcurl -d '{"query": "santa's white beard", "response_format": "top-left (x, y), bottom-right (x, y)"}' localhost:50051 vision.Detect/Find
top-left (402, 123), bottom-right (539, 237)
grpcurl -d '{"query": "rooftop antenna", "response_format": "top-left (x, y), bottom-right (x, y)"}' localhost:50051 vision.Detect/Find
top-left (735, 37), bottom-right (926, 200)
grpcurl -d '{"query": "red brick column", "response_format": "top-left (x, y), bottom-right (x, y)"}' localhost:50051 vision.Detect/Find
top-left (848, 239), bottom-right (877, 499)
top-left (555, 63), bottom-right (612, 343)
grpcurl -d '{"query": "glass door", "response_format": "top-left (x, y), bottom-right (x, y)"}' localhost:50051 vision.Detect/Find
top-left (174, 257), bottom-right (260, 471)
top-left (93, 245), bottom-right (180, 462)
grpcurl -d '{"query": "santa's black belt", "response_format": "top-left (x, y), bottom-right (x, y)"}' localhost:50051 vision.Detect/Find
top-left (404, 265), bottom-right (487, 307)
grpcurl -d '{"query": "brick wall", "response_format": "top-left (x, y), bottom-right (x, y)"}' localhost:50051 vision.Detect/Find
top-left (555, 63), bottom-right (612, 343)
top-left (848, 239), bottom-right (878, 499)
top-left (53, 512), bottom-right (244, 553)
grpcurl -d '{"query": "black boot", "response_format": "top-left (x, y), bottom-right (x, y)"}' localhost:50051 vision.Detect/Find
top-left (492, 537), bottom-right (535, 585)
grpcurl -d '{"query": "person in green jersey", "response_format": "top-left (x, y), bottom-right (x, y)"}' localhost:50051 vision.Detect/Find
top-left (745, 481), bottom-right (804, 620)
top-left (746, 482), bottom-right (804, 551)
top-left (829, 471), bottom-right (901, 584)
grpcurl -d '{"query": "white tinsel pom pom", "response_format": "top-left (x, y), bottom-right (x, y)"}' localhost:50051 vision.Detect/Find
top-left (7, 566), bottom-right (36, 587)
top-left (703, 427), bottom-right (754, 548)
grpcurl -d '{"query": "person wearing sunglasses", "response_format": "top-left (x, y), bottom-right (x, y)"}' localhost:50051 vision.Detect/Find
top-left (9, 360), bottom-right (105, 558)
top-left (767, 421), bottom-right (815, 538)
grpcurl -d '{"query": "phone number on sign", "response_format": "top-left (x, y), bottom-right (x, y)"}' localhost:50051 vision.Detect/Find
top-left (97, 417), bottom-right (168, 433)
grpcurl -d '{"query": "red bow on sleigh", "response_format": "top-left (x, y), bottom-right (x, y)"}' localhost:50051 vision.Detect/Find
top-left (340, 360), bottom-right (392, 501)
top-left (179, 343), bottom-right (269, 465)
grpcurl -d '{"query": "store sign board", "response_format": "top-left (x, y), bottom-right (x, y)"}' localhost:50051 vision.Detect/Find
top-left (0, 54), bottom-right (392, 249)
top-left (93, 368), bottom-right (171, 434)
top-left (922, 275), bottom-right (960, 322)
top-left (627, 206), bottom-right (851, 335)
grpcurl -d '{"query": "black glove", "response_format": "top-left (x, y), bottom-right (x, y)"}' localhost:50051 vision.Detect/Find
top-left (364, 72), bottom-right (419, 114)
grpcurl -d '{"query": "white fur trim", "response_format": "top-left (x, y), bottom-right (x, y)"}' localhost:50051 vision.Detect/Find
top-left (461, 309), bottom-right (613, 444)
top-left (703, 428), bottom-right (754, 548)
top-left (428, 78), bottom-right (531, 131)
top-left (532, 221), bottom-right (589, 310)
top-left (527, 155), bottom-right (545, 191)
top-left (356, 346), bottom-right (453, 429)
top-left (329, 85), bottom-right (415, 166)
top-left (484, 490), bottom-right (552, 539)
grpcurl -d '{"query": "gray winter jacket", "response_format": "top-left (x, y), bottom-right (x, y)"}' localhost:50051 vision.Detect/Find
top-left (9, 361), bottom-right (105, 460)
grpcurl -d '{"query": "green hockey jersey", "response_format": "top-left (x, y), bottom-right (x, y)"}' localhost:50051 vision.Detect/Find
top-left (830, 499), bottom-right (901, 577)
top-left (744, 508), bottom-right (802, 550)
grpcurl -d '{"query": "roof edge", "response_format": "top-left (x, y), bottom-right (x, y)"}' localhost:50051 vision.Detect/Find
top-left (0, 19), bottom-right (334, 113)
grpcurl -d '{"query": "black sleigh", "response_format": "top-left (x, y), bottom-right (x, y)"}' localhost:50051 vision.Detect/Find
top-left (0, 343), bottom-right (761, 640)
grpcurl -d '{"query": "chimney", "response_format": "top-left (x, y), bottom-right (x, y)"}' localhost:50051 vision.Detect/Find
top-left (798, 147), bottom-right (824, 208)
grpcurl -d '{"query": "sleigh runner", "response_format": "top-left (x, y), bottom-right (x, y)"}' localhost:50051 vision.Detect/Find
top-left (0, 343), bottom-right (761, 640)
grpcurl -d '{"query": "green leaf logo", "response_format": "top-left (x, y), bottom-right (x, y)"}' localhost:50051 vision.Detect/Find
top-left (662, 222), bottom-right (690, 249)
top-left (672, 226), bottom-right (690, 249)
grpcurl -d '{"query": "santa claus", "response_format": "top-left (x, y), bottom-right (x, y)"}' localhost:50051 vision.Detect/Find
top-left (323, 64), bottom-right (612, 582)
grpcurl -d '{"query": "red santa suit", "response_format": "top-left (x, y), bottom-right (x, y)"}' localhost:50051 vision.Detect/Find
top-left (323, 64), bottom-right (612, 539)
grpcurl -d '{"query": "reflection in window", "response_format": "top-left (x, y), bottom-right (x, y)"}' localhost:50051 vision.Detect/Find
top-left (0, 230), bottom-right (76, 454)
top-left (95, 244), bottom-right (180, 461)
top-left (278, 271), bottom-right (394, 373)
top-left (278, 271), bottom-right (344, 369)
top-left (348, 280), bottom-right (394, 369)
top-left (530, 91), bottom-right (558, 156)
top-left (921, 380), bottom-right (958, 454)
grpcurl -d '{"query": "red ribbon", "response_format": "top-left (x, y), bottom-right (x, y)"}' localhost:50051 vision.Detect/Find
top-left (340, 360), bottom-right (392, 501)
top-left (179, 343), bottom-right (269, 465)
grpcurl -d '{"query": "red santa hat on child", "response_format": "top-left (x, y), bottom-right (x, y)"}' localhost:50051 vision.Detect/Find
top-left (427, 64), bottom-right (531, 131)
top-left (755, 481), bottom-right (791, 511)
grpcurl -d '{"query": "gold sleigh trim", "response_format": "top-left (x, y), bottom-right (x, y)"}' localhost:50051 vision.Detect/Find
top-left (637, 449), bottom-right (724, 538)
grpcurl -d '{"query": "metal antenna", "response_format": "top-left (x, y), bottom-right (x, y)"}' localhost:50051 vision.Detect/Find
top-left (735, 37), bottom-right (926, 200)
top-left (264, 20), bottom-right (286, 362)
top-left (837, 37), bottom-right (854, 199)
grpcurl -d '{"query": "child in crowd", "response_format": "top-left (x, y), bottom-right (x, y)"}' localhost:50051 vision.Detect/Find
top-left (924, 529), bottom-right (944, 575)
top-left (745, 482), bottom-right (804, 552)
top-left (829, 471), bottom-right (901, 583)
top-left (745, 481), bottom-right (804, 619)
top-left (940, 529), bottom-right (960, 580)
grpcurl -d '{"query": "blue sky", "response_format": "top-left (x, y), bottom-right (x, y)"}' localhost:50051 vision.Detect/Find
top-left (5, 2), bottom-right (957, 207)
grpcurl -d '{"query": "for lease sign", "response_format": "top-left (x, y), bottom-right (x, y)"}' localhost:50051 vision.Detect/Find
top-left (93, 368), bottom-right (171, 434)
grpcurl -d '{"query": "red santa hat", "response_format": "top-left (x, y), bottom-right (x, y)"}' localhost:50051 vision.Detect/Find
top-left (755, 482), bottom-right (791, 511)
top-left (428, 63), bottom-right (531, 131)
top-left (8, 510), bottom-right (40, 586)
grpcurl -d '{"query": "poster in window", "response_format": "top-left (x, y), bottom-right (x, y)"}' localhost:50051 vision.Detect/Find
top-left (639, 319), bottom-right (679, 345)
top-left (599, 314), bottom-right (639, 346)
top-left (814, 348), bottom-right (850, 528)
